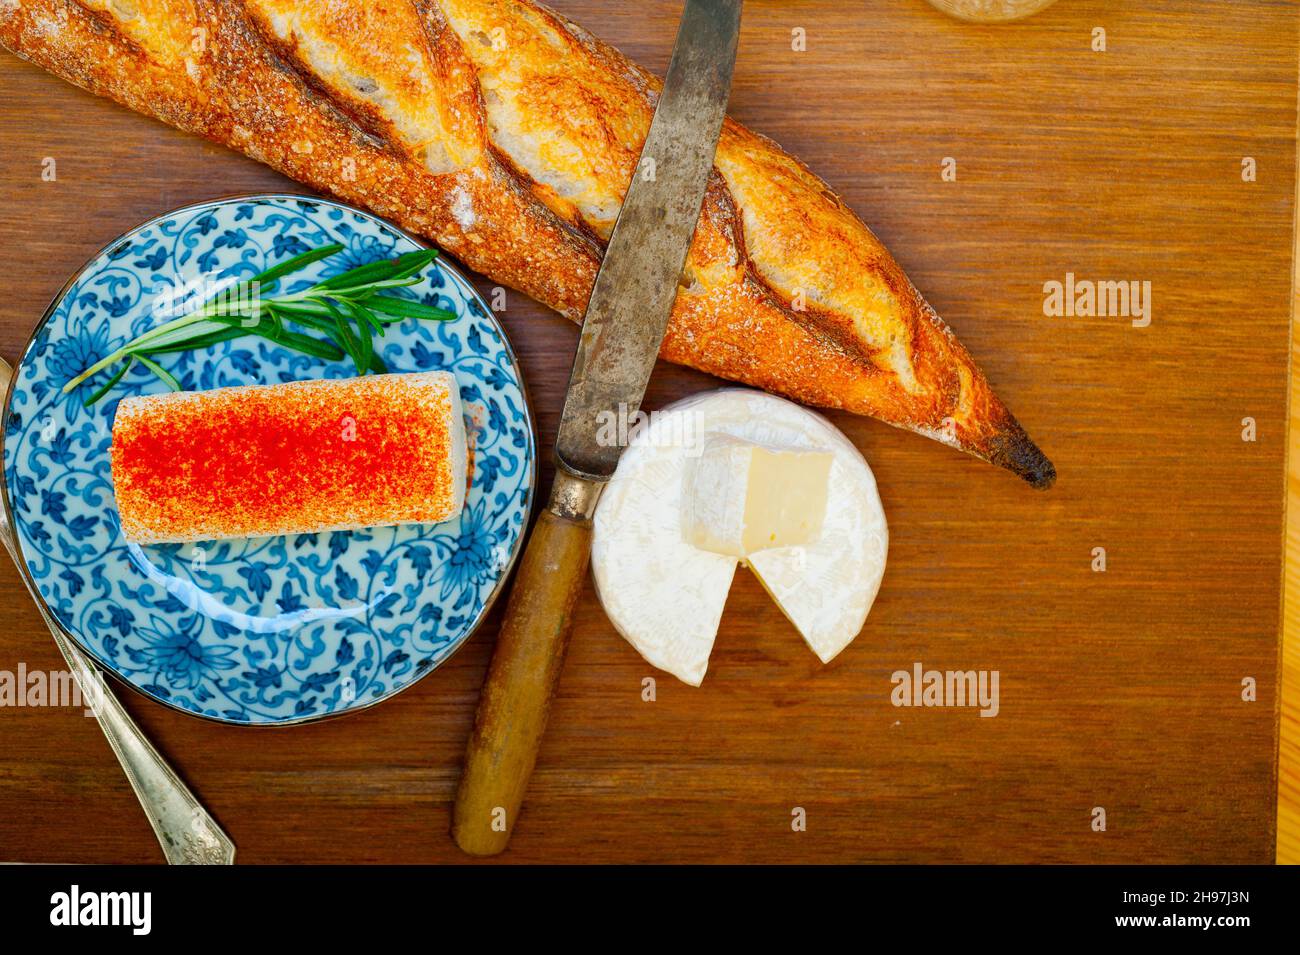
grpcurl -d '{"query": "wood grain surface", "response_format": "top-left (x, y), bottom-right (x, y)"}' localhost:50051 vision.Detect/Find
top-left (1277, 133), bottom-right (1300, 866)
top-left (0, 0), bottom-right (1293, 864)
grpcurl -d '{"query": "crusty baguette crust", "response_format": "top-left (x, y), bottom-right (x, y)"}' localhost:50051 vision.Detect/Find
top-left (0, 0), bottom-right (1054, 486)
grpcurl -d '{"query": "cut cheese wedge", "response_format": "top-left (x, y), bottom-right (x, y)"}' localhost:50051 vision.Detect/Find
top-left (683, 434), bottom-right (833, 557)
top-left (591, 389), bottom-right (888, 685)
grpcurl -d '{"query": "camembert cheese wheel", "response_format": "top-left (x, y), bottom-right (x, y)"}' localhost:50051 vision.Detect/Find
top-left (591, 389), bottom-right (888, 686)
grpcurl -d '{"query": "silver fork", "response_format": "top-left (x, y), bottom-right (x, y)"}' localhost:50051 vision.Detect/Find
top-left (0, 357), bottom-right (234, 864)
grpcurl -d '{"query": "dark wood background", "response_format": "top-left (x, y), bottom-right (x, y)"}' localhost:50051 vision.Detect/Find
top-left (0, 0), bottom-right (1293, 863)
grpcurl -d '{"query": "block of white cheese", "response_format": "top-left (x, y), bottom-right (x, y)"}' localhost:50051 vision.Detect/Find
top-left (683, 434), bottom-right (834, 557)
top-left (591, 389), bottom-right (888, 685)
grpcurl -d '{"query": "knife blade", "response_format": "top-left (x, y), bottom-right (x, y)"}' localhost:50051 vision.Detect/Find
top-left (556, 0), bottom-right (744, 479)
top-left (453, 0), bottom-right (743, 856)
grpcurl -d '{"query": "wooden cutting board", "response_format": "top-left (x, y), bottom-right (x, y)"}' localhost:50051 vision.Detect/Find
top-left (0, 0), bottom-right (1292, 863)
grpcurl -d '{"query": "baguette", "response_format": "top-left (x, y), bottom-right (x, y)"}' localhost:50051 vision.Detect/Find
top-left (0, 0), bottom-right (1055, 487)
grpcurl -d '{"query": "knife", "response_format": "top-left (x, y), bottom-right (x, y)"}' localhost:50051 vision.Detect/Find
top-left (452, 0), bottom-right (743, 856)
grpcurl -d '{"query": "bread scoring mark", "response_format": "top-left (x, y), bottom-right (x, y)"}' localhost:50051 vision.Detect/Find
top-left (712, 127), bottom-right (925, 394)
top-left (68, 0), bottom-right (145, 56)
top-left (439, 0), bottom-right (646, 240)
top-left (442, 0), bottom-right (925, 397)
top-left (239, 0), bottom-right (465, 175)
top-left (76, 0), bottom-right (195, 66)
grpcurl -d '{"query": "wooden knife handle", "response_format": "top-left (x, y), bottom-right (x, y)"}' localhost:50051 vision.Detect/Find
top-left (452, 468), bottom-right (603, 856)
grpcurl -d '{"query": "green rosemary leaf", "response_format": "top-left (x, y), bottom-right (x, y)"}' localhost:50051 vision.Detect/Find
top-left (349, 277), bottom-right (423, 294)
top-left (322, 300), bottom-right (364, 374)
top-left (388, 249), bottom-right (440, 281)
top-left (139, 327), bottom-right (249, 355)
top-left (132, 318), bottom-right (235, 351)
top-left (66, 242), bottom-right (438, 401)
top-left (265, 299), bottom-right (334, 319)
top-left (346, 300), bottom-right (374, 373)
top-left (140, 312), bottom-right (342, 363)
top-left (251, 242), bottom-right (345, 288)
top-left (271, 330), bottom-right (347, 362)
top-left (82, 358), bottom-right (134, 408)
top-left (131, 353), bottom-right (182, 391)
top-left (277, 310), bottom-right (339, 338)
top-left (362, 295), bottom-right (457, 321)
top-left (313, 248), bottom-right (438, 291)
top-left (346, 299), bottom-right (386, 338)
top-left (313, 258), bottom-right (404, 291)
top-left (206, 312), bottom-right (271, 334)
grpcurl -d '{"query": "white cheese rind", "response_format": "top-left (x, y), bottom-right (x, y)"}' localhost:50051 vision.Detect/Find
top-left (680, 434), bottom-right (751, 557)
top-left (591, 388), bottom-right (888, 684)
top-left (591, 434), bottom-right (738, 686)
top-left (445, 375), bottom-right (469, 518)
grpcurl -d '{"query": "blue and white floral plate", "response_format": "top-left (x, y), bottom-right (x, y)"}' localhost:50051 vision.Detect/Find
top-left (1, 195), bottom-right (536, 725)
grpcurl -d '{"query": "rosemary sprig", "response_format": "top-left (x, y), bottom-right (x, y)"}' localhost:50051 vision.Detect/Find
top-left (64, 243), bottom-right (457, 406)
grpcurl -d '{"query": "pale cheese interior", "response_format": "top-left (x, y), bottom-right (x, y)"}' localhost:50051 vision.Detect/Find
top-left (683, 433), bottom-right (833, 558)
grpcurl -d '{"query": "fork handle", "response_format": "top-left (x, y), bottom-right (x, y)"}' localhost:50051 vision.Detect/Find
top-left (0, 360), bottom-right (233, 864)
top-left (0, 524), bottom-right (235, 864)
top-left (52, 625), bottom-right (237, 864)
top-left (0, 519), bottom-right (235, 863)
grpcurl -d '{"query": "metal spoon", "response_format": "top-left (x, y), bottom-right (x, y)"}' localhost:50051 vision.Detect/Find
top-left (0, 356), bottom-right (234, 864)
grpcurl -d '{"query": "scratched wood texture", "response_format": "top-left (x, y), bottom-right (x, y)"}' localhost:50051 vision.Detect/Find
top-left (0, 0), bottom-right (1293, 864)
